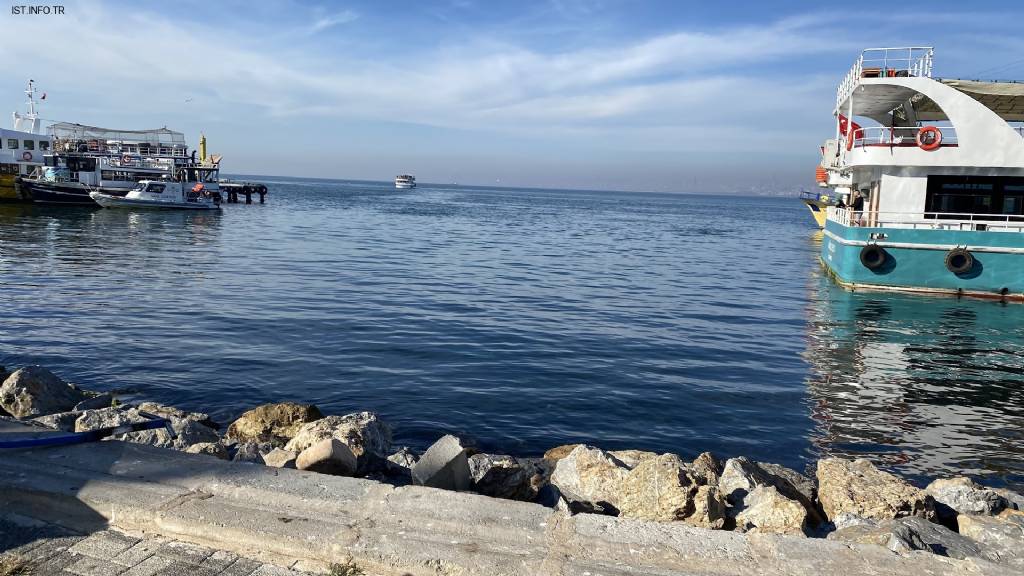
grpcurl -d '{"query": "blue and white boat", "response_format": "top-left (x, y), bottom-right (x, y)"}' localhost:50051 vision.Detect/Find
top-left (817, 47), bottom-right (1024, 301)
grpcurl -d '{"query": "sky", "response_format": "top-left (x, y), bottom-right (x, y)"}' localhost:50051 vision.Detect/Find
top-left (2, 0), bottom-right (1024, 193)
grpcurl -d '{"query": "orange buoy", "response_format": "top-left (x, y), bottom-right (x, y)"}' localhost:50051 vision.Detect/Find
top-left (916, 126), bottom-right (942, 151)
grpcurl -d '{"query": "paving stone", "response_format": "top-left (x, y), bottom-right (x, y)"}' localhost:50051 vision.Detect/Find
top-left (66, 554), bottom-right (129, 576)
top-left (250, 565), bottom-right (306, 576)
top-left (154, 541), bottom-right (214, 565)
top-left (21, 536), bottom-right (84, 562)
top-left (32, 550), bottom-right (83, 573)
top-left (69, 531), bottom-right (140, 559)
top-left (112, 537), bottom-right (170, 567)
top-left (148, 559), bottom-right (221, 576)
top-left (199, 549), bottom-right (239, 572)
top-left (120, 555), bottom-right (175, 576)
top-left (219, 558), bottom-right (262, 576)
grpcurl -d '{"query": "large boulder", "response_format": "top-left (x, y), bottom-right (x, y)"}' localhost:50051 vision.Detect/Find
top-left (232, 441), bottom-right (274, 464)
top-left (0, 366), bottom-right (86, 418)
top-left (262, 448), bottom-right (298, 469)
top-left (469, 454), bottom-right (536, 501)
top-left (816, 458), bottom-right (934, 522)
top-left (32, 411), bottom-right (81, 431)
top-left (185, 442), bottom-right (229, 460)
top-left (925, 477), bottom-right (1008, 519)
top-left (719, 457), bottom-right (823, 526)
top-left (688, 452), bottom-right (723, 486)
top-left (608, 450), bottom-right (658, 469)
top-left (734, 485), bottom-right (807, 535)
top-left (225, 402), bottom-right (323, 446)
top-left (73, 393), bottom-right (114, 412)
top-left (138, 402), bottom-right (217, 429)
top-left (543, 444), bottom-right (583, 463)
top-left (617, 453), bottom-right (727, 527)
top-left (387, 447), bottom-right (419, 473)
top-left (296, 438), bottom-right (357, 476)
top-left (549, 445), bottom-right (629, 511)
top-left (411, 434), bottom-right (471, 491)
top-left (74, 405), bottom-right (220, 451)
top-left (284, 412), bottom-right (392, 473)
top-left (957, 510), bottom-right (1024, 568)
top-left (829, 517), bottom-right (983, 560)
top-left (994, 488), bottom-right (1024, 511)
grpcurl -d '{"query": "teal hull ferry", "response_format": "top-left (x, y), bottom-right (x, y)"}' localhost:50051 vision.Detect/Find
top-left (817, 47), bottom-right (1024, 301)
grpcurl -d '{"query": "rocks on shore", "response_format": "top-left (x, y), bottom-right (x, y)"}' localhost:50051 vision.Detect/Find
top-left (7, 363), bottom-right (1024, 572)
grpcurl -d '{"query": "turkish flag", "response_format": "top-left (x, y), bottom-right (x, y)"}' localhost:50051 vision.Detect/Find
top-left (838, 114), bottom-right (861, 137)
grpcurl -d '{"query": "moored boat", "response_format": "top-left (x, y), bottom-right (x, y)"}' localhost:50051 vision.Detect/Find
top-left (0, 81), bottom-right (51, 201)
top-left (816, 47), bottom-right (1024, 301)
top-left (90, 179), bottom-right (219, 210)
top-left (800, 190), bottom-right (834, 229)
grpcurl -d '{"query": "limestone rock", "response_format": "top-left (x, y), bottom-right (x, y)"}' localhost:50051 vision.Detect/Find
top-left (137, 402), bottom-right (217, 429)
top-left (550, 445), bottom-right (629, 510)
top-left (734, 485), bottom-right (807, 536)
top-left (411, 434), bottom-right (472, 491)
top-left (284, 412), bottom-right (392, 472)
top-left (543, 444), bottom-right (583, 463)
top-left (957, 510), bottom-right (1024, 567)
top-left (816, 458), bottom-right (934, 522)
top-left (688, 452), bottom-right (723, 486)
top-left (225, 402), bottom-right (323, 446)
top-left (469, 454), bottom-right (536, 501)
top-left (830, 512), bottom-right (875, 531)
top-left (185, 442), bottom-right (229, 460)
top-left (73, 393), bottom-right (114, 412)
top-left (387, 447), bottom-right (419, 472)
top-left (75, 406), bottom-right (147, 432)
top-left (0, 366), bottom-right (86, 418)
top-left (616, 453), bottom-right (727, 527)
top-left (719, 457), bottom-right (824, 527)
top-left (830, 516), bottom-right (981, 560)
top-left (296, 438), bottom-right (357, 476)
top-left (994, 488), bottom-right (1024, 511)
top-left (687, 484), bottom-right (728, 529)
top-left (232, 441), bottom-right (273, 463)
top-left (756, 461), bottom-right (816, 506)
top-left (262, 448), bottom-right (298, 469)
top-left (926, 477), bottom-right (1008, 518)
top-left (31, 411), bottom-right (81, 431)
top-left (608, 450), bottom-right (658, 469)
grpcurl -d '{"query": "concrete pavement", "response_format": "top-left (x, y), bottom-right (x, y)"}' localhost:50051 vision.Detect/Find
top-left (0, 428), bottom-right (1012, 575)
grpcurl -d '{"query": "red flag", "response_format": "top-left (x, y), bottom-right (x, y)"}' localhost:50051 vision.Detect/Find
top-left (838, 114), bottom-right (860, 137)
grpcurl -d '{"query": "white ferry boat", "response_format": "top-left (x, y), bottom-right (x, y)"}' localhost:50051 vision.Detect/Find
top-left (19, 123), bottom-right (218, 205)
top-left (816, 47), bottom-right (1024, 301)
top-left (0, 81), bottom-right (51, 201)
top-left (395, 174), bottom-right (416, 189)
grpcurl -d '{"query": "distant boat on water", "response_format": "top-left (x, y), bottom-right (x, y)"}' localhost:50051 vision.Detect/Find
top-left (395, 174), bottom-right (416, 189)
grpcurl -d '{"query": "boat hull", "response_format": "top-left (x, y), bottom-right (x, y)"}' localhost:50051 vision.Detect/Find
top-left (19, 179), bottom-right (98, 205)
top-left (395, 183), bottom-right (415, 189)
top-left (0, 174), bottom-right (27, 202)
top-left (90, 192), bottom-right (218, 210)
top-left (821, 219), bottom-right (1024, 300)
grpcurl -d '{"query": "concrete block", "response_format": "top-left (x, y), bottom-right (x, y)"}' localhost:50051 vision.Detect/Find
top-left (295, 438), bottom-right (357, 476)
top-left (411, 434), bottom-right (471, 491)
top-left (261, 448), bottom-right (298, 469)
top-left (68, 530), bottom-right (140, 559)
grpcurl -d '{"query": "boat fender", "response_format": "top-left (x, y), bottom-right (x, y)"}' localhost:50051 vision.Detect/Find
top-left (860, 245), bottom-right (887, 270)
top-left (916, 126), bottom-right (942, 151)
top-left (945, 247), bottom-right (974, 275)
top-left (21, 151), bottom-right (32, 161)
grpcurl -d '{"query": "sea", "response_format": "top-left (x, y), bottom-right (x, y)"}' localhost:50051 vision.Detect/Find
top-left (1, 178), bottom-right (1022, 489)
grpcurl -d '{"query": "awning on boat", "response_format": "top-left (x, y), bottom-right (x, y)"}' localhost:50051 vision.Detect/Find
top-left (914, 79), bottom-right (1024, 121)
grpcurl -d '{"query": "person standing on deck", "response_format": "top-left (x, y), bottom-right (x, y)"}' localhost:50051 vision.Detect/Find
top-left (852, 191), bottom-right (865, 226)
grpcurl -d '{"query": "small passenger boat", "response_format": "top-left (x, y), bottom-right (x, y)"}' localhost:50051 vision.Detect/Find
top-left (90, 180), bottom-right (219, 210)
top-left (395, 174), bottom-right (416, 189)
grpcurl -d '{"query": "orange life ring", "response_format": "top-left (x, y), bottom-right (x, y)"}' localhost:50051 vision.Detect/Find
top-left (21, 151), bottom-right (32, 161)
top-left (192, 183), bottom-right (205, 193)
top-left (916, 126), bottom-right (942, 151)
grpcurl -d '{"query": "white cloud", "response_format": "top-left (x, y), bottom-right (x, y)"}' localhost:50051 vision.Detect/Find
top-left (307, 10), bottom-right (358, 35)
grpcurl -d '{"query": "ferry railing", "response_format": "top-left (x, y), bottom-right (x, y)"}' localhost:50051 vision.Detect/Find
top-left (829, 207), bottom-right (1024, 232)
top-left (851, 126), bottom-right (958, 148)
top-left (837, 47), bottom-right (933, 109)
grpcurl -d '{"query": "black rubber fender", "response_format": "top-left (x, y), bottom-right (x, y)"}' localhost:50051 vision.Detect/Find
top-left (860, 245), bottom-right (887, 270)
top-left (945, 247), bottom-right (974, 275)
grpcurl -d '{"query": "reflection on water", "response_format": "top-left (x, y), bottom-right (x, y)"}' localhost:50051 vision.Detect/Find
top-left (805, 234), bottom-right (1024, 488)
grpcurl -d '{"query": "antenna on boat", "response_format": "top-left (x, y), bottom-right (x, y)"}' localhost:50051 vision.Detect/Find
top-left (12, 79), bottom-right (41, 134)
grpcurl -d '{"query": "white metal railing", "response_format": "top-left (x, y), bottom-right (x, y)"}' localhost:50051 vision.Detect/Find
top-left (850, 126), bottom-right (958, 148)
top-left (837, 47), bottom-right (933, 109)
top-left (828, 207), bottom-right (1024, 232)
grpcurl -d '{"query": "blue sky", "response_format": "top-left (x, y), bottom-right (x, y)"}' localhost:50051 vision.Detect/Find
top-left (3, 0), bottom-right (1024, 192)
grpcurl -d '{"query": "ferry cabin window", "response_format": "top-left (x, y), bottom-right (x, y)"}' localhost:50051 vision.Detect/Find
top-left (146, 183), bottom-right (165, 193)
top-left (23, 140), bottom-right (34, 151)
top-left (39, 141), bottom-right (49, 151)
top-left (926, 176), bottom-right (1024, 219)
top-left (7, 139), bottom-right (17, 149)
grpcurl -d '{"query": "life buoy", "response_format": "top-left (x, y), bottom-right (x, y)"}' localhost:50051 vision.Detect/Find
top-left (916, 126), bottom-right (942, 151)
top-left (945, 247), bottom-right (974, 275)
top-left (122, 154), bottom-right (132, 164)
top-left (192, 183), bottom-right (205, 193)
top-left (21, 151), bottom-right (32, 161)
top-left (860, 245), bottom-right (887, 270)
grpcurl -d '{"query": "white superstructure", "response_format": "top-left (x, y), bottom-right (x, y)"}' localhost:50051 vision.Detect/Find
top-left (395, 174), bottom-right (416, 189)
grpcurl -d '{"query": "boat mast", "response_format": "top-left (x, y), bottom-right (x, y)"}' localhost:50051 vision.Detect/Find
top-left (12, 80), bottom-right (41, 134)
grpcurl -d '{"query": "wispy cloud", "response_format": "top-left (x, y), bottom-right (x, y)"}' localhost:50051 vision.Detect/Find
top-left (307, 10), bottom-right (358, 35)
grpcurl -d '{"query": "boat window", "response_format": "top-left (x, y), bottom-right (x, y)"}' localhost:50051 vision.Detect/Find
top-left (145, 183), bottom-right (165, 193)
top-left (23, 140), bottom-right (34, 150)
top-left (926, 176), bottom-right (1024, 219)
top-left (39, 141), bottom-right (49, 151)
top-left (8, 139), bottom-right (18, 149)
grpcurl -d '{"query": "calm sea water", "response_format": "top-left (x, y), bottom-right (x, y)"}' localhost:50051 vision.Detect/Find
top-left (1, 179), bottom-right (1021, 488)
